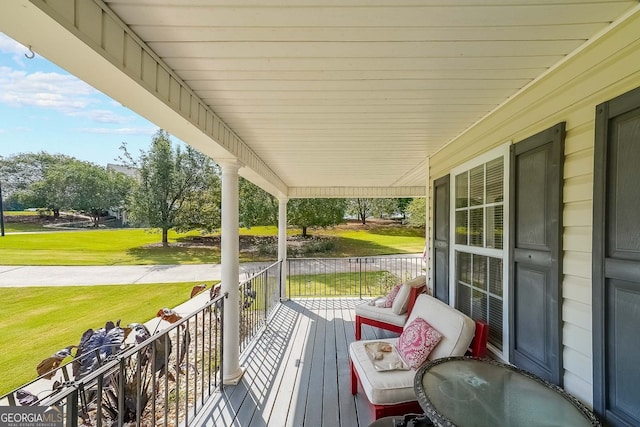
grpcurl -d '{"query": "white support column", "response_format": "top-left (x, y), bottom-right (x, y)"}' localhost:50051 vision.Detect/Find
top-left (219, 159), bottom-right (244, 385)
top-left (278, 197), bottom-right (288, 300)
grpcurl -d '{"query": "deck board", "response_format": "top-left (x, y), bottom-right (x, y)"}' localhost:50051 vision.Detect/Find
top-left (322, 300), bottom-right (340, 427)
top-left (193, 299), bottom-right (399, 427)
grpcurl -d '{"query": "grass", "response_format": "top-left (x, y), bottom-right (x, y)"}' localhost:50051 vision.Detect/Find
top-left (3, 211), bottom-right (38, 216)
top-left (2, 211), bottom-right (50, 232)
top-left (2, 222), bottom-right (51, 232)
top-left (0, 228), bottom-right (219, 265)
top-left (320, 225), bottom-right (425, 256)
top-left (287, 271), bottom-right (399, 298)
top-left (0, 281), bottom-right (217, 396)
top-left (0, 223), bottom-right (425, 265)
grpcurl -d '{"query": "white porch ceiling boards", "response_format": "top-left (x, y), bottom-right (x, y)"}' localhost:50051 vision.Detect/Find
top-left (4, 0), bottom-right (640, 197)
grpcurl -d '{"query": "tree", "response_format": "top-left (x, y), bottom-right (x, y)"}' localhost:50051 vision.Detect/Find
top-left (124, 130), bottom-right (217, 245)
top-left (347, 198), bottom-right (373, 224)
top-left (66, 163), bottom-right (134, 227)
top-left (370, 198), bottom-right (401, 219)
top-left (397, 198), bottom-right (413, 219)
top-left (348, 198), bottom-right (415, 222)
top-left (15, 160), bottom-right (134, 226)
top-left (174, 167), bottom-right (221, 233)
top-left (1, 152), bottom-right (77, 216)
top-left (288, 198), bottom-right (346, 237)
top-left (239, 177), bottom-right (277, 228)
top-left (406, 198), bottom-right (426, 227)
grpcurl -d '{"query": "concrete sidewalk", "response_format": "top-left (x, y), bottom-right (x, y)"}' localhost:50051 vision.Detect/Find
top-left (0, 264), bottom-right (227, 287)
top-left (0, 254), bottom-right (420, 287)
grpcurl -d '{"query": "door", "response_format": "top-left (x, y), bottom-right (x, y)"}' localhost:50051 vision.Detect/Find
top-left (509, 122), bottom-right (564, 385)
top-left (433, 175), bottom-right (450, 303)
top-left (593, 87), bottom-right (640, 426)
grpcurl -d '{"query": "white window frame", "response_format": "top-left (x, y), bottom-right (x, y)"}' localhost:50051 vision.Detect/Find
top-left (449, 143), bottom-right (511, 360)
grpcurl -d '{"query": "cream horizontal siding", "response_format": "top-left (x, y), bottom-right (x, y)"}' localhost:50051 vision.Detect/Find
top-left (428, 9), bottom-right (640, 406)
top-left (563, 276), bottom-right (592, 306)
top-left (563, 201), bottom-right (592, 227)
top-left (564, 371), bottom-right (594, 406)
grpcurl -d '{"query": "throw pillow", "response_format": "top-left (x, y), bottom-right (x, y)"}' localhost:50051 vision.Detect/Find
top-left (391, 283), bottom-right (412, 315)
top-left (383, 284), bottom-right (402, 308)
top-left (396, 317), bottom-right (443, 369)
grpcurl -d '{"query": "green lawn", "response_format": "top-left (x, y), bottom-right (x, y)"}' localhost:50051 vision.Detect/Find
top-left (321, 225), bottom-right (425, 256)
top-left (2, 211), bottom-right (50, 232)
top-left (3, 211), bottom-right (38, 216)
top-left (0, 224), bottom-right (425, 265)
top-left (0, 281), bottom-right (216, 396)
top-left (0, 228), bottom-right (220, 265)
top-left (2, 222), bottom-right (51, 232)
top-left (287, 271), bottom-right (398, 298)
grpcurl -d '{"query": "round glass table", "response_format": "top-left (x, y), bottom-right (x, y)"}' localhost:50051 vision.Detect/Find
top-left (414, 357), bottom-right (601, 427)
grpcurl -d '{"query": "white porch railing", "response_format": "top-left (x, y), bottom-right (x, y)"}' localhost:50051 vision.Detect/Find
top-left (287, 255), bottom-right (425, 298)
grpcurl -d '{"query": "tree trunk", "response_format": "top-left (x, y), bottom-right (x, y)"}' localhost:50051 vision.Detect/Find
top-left (301, 226), bottom-right (308, 237)
top-left (360, 213), bottom-right (366, 224)
top-left (162, 228), bottom-right (169, 246)
top-left (53, 209), bottom-right (60, 218)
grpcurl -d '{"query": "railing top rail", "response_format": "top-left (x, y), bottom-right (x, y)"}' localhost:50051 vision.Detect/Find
top-left (288, 254), bottom-right (423, 261)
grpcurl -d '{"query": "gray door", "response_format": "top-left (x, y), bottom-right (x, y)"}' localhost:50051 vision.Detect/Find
top-left (509, 123), bottom-right (564, 386)
top-left (433, 175), bottom-right (450, 303)
top-left (593, 87), bottom-right (640, 426)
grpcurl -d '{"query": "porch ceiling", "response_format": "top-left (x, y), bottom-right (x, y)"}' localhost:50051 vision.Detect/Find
top-left (2, 0), bottom-right (638, 197)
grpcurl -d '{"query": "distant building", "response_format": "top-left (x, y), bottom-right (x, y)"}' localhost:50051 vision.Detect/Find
top-left (106, 163), bottom-right (138, 225)
top-left (107, 163), bottom-right (138, 178)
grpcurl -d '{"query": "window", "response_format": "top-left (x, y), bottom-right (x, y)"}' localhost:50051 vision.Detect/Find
top-left (451, 145), bottom-right (508, 355)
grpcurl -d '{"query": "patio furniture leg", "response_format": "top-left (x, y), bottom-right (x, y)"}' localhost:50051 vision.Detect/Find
top-left (469, 321), bottom-right (489, 358)
top-left (350, 360), bottom-right (358, 395)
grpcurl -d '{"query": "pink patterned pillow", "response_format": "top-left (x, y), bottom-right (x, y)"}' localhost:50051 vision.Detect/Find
top-left (383, 284), bottom-right (402, 308)
top-left (396, 317), bottom-right (443, 369)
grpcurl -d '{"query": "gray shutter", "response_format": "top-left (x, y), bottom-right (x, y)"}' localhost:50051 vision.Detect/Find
top-left (433, 175), bottom-right (450, 303)
top-left (593, 87), bottom-right (640, 426)
top-left (509, 122), bottom-right (564, 385)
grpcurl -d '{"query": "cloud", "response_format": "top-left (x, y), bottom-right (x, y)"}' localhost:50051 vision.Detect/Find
top-left (0, 64), bottom-right (135, 125)
top-left (78, 127), bottom-right (156, 136)
top-left (68, 109), bottom-right (133, 124)
top-left (0, 66), bottom-right (96, 111)
top-left (0, 33), bottom-right (153, 135)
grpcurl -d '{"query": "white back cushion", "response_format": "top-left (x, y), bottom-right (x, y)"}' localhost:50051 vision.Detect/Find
top-left (406, 293), bottom-right (475, 360)
top-left (391, 275), bottom-right (426, 315)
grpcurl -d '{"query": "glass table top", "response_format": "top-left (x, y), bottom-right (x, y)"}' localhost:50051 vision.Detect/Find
top-left (415, 357), bottom-right (601, 427)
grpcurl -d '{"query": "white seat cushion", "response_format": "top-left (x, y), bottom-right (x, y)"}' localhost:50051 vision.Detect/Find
top-left (355, 302), bottom-right (408, 327)
top-left (350, 338), bottom-right (417, 405)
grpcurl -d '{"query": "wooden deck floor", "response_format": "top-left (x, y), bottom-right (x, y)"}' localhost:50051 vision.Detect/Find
top-left (193, 298), bottom-right (397, 427)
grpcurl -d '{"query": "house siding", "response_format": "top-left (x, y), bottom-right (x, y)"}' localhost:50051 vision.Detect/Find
top-left (428, 8), bottom-right (640, 406)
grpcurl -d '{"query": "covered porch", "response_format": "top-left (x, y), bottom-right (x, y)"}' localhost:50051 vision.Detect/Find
top-left (2, 1), bottom-right (640, 426)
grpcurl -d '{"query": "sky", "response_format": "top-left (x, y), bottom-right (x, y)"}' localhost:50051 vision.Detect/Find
top-left (0, 32), bottom-right (165, 167)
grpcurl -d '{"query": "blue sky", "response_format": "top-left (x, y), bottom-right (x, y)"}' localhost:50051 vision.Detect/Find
top-left (0, 32), bottom-right (164, 166)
